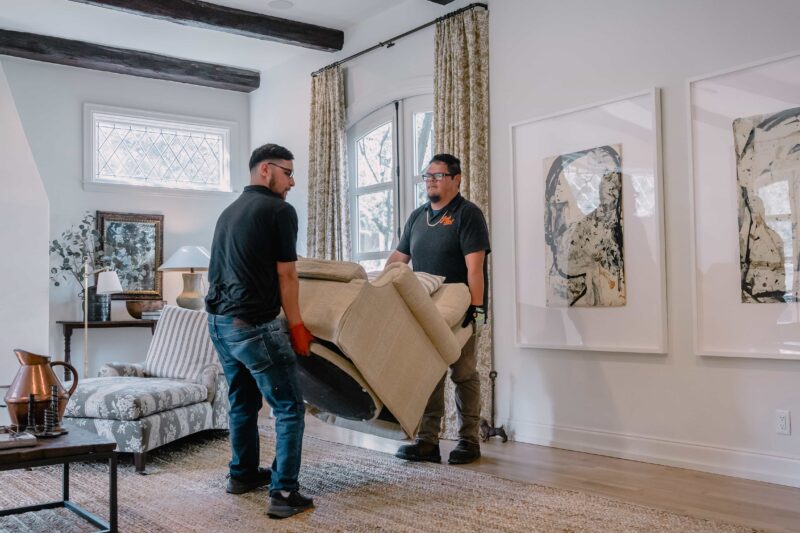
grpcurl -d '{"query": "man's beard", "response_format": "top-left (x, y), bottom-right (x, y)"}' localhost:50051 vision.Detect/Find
top-left (427, 193), bottom-right (441, 203)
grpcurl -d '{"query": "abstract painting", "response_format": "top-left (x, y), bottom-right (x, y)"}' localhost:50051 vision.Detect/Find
top-left (544, 144), bottom-right (625, 307)
top-left (733, 106), bottom-right (800, 303)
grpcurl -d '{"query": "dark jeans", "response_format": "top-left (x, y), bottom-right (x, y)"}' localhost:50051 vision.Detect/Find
top-left (208, 314), bottom-right (305, 492)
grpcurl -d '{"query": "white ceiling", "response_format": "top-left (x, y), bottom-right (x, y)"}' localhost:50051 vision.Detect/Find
top-left (0, 0), bottom-right (410, 72)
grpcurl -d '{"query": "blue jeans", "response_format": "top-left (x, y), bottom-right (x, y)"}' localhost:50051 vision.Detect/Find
top-left (208, 314), bottom-right (305, 492)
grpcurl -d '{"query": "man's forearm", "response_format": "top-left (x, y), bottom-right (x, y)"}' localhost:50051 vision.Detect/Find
top-left (467, 269), bottom-right (484, 306)
top-left (278, 270), bottom-right (303, 326)
top-left (384, 250), bottom-right (411, 269)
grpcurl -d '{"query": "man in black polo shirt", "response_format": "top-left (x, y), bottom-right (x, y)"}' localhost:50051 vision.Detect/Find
top-left (388, 153), bottom-right (490, 465)
top-left (206, 143), bottom-right (315, 519)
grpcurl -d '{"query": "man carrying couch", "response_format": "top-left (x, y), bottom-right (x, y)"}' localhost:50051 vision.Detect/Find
top-left (206, 143), bottom-right (315, 519)
top-left (386, 153), bottom-right (491, 465)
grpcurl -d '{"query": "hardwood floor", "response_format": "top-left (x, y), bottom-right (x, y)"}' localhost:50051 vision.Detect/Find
top-left (280, 414), bottom-right (800, 532)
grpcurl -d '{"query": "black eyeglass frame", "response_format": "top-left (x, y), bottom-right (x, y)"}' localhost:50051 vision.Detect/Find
top-left (268, 162), bottom-right (294, 178)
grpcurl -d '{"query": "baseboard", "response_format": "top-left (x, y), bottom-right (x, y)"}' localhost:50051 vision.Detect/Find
top-left (502, 418), bottom-right (800, 488)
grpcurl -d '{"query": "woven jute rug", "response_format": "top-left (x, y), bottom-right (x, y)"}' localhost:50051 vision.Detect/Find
top-left (0, 427), bottom-right (757, 532)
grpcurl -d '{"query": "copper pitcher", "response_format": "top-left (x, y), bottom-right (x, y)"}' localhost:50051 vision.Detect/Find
top-left (4, 349), bottom-right (78, 428)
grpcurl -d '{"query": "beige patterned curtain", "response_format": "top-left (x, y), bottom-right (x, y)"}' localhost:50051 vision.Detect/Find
top-left (307, 65), bottom-right (350, 260)
top-left (433, 7), bottom-right (493, 439)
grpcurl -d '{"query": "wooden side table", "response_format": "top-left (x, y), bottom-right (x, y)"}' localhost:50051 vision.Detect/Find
top-left (56, 320), bottom-right (157, 380)
top-left (0, 426), bottom-right (117, 532)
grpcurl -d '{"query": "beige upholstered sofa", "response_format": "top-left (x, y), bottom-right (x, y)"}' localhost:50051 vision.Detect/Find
top-left (295, 259), bottom-right (472, 439)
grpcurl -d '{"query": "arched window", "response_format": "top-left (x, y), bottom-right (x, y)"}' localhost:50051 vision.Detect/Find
top-left (347, 94), bottom-right (433, 270)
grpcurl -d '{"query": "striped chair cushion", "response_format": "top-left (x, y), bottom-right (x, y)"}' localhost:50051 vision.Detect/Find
top-left (414, 272), bottom-right (446, 295)
top-left (143, 305), bottom-right (218, 380)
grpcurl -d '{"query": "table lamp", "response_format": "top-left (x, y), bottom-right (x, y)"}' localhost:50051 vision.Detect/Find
top-left (83, 257), bottom-right (122, 377)
top-left (158, 246), bottom-right (210, 310)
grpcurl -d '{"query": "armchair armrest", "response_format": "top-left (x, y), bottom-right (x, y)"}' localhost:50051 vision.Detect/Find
top-left (211, 371), bottom-right (229, 429)
top-left (196, 363), bottom-right (221, 403)
top-left (99, 362), bottom-right (147, 377)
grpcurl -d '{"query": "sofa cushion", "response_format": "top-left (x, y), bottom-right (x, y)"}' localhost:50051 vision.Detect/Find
top-left (65, 377), bottom-right (209, 421)
top-left (414, 272), bottom-right (445, 294)
top-left (144, 305), bottom-right (218, 380)
top-left (431, 283), bottom-right (472, 328)
top-left (298, 257), bottom-right (368, 282)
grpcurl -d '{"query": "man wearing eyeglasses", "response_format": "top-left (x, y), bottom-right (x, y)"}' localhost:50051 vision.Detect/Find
top-left (206, 143), bottom-right (315, 519)
top-left (386, 153), bottom-right (490, 465)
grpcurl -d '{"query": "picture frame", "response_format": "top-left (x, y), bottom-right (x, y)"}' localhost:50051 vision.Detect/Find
top-left (688, 51), bottom-right (800, 360)
top-left (510, 89), bottom-right (667, 352)
top-left (96, 211), bottom-right (164, 300)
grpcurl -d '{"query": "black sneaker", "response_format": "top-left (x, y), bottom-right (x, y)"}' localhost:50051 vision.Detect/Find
top-left (448, 440), bottom-right (481, 464)
top-left (226, 467), bottom-right (271, 494)
top-left (268, 490), bottom-right (314, 519)
top-left (395, 439), bottom-right (441, 463)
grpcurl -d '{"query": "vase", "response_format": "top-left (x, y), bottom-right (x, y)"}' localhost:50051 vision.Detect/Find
top-left (82, 286), bottom-right (106, 321)
top-left (4, 349), bottom-right (78, 429)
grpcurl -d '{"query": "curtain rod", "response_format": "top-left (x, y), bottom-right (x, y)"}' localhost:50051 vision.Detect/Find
top-left (311, 2), bottom-right (487, 77)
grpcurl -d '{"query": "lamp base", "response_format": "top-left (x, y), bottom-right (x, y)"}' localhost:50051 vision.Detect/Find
top-left (176, 272), bottom-right (205, 310)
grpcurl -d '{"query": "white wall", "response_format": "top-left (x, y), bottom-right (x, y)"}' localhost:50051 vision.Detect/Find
top-left (250, 0), bottom-right (474, 254)
top-left (490, 0), bottom-right (800, 487)
top-left (0, 63), bottom-right (49, 386)
top-left (0, 57), bottom-right (250, 378)
top-left (258, 0), bottom-right (800, 488)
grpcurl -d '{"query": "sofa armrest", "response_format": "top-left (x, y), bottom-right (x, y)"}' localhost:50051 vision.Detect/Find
top-left (196, 363), bottom-right (221, 403)
top-left (99, 362), bottom-right (147, 377)
top-left (387, 264), bottom-right (462, 364)
top-left (211, 372), bottom-right (229, 429)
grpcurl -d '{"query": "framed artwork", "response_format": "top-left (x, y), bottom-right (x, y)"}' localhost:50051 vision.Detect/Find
top-left (96, 211), bottom-right (164, 300)
top-left (511, 89), bottom-right (667, 352)
top-left (689, 51), bottom-right (800, 359)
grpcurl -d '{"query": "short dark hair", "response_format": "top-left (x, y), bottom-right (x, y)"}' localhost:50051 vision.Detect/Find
top-left (429, 153), bottom-right (461, 177)
top-left (249, 143), bottom-right (294, 171)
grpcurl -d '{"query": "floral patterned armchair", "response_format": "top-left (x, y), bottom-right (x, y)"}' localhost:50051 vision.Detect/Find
top-left (64, 306), bottom-right (228, 472)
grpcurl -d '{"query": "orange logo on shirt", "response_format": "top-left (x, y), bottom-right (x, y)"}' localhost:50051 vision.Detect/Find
top-left (440, 214), bottom-right (455, 225)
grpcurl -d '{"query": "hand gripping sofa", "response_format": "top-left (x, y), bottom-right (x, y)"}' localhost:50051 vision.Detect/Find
top-left (63, 305), bottom-right (228, 472)
top-left (295, 258), bottom-right (472, 439)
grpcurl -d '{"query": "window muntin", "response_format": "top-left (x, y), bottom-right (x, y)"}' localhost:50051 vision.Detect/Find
top-left (87, 106), bottom-right (232, 193)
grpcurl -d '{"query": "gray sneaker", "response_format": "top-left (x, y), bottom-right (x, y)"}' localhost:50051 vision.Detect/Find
top-left (226, 467), bottom-right (271, 494)
top-left (268, 490), bottom-right (314, 519)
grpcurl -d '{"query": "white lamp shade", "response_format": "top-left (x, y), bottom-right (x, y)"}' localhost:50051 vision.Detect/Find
top-left (159, 245), bottom-right (211, 272)
top-left (96, 270), bottom-right (123, 295)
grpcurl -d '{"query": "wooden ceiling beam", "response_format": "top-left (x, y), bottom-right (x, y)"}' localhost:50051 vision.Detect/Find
top-left (0, 29), bottom-right (260, 93)
top-left (68, 0), bottom-right (344, 52)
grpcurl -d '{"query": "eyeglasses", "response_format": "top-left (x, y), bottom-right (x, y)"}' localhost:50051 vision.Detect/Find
top-left (422, 172), bottom-right (453, 182)
top-left (268, 162), bottom-right (294, 178)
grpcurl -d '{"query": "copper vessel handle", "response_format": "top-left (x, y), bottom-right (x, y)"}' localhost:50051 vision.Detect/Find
top-left (50, 361), bottom-right (79, 396)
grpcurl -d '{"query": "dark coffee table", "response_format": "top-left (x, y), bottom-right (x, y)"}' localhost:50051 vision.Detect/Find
top-left (0, 426), bottom-right (117, 532)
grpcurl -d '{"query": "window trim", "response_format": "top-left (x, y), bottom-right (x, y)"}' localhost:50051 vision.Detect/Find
top-left (346, 94), bottom-right (434, 269)
top-left (83, 103), bottom-right (238, 197)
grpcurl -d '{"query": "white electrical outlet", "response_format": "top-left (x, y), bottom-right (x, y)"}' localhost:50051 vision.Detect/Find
top-left (775, 410), bottom-right (791, 435)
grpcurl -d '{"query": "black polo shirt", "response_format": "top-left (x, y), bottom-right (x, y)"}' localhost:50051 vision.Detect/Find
top-left (206, 185), bottom-right (298, 324)
top-left (397, 193), bottom-right (491, 289)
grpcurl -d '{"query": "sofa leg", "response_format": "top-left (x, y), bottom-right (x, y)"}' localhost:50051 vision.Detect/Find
top-left (134, 452), bottom-right (147, 474)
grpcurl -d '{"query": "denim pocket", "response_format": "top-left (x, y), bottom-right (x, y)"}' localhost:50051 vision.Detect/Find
top-left (263, 327), bottom-right (295, 366)
top-left (229, 333), bottom-right (274, 373)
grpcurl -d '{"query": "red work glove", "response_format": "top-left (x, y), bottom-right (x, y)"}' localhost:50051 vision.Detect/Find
top-left (289, 322), bottom-right (314, 356)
